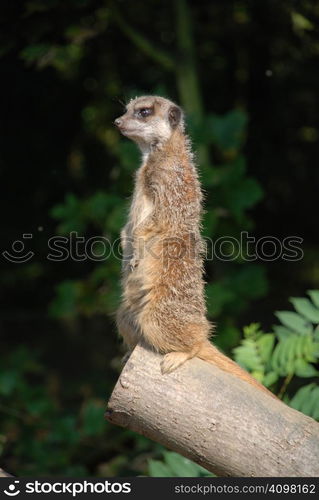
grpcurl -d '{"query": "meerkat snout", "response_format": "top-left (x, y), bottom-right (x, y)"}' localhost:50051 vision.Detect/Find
top-left (114, 117), bottom-right (123, 127)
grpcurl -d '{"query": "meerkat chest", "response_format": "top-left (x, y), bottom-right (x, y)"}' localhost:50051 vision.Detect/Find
top-left (130, 190), bottom-right (153, 231)
top-left (129, 166), bottom-right (154, 232)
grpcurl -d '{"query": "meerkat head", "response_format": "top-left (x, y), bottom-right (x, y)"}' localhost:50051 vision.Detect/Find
top-left (114, 95), bottom-right (184, 153)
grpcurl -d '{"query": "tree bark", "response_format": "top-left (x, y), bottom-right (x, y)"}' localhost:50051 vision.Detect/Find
top-left (106, 344), bottom-right (319, 477)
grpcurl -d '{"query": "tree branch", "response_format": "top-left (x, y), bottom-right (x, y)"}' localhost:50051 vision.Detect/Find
top-left (111, 6), bottom-right (175, 71)
top-left (175, 0), bottom-right (204, 117)
top-left (106, 344), bottom-right (319, 477)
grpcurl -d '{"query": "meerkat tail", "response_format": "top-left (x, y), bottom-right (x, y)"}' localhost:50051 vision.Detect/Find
top-left (197, 342), bottom-right (276, 398)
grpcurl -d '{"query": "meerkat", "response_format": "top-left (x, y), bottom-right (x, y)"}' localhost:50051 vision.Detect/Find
top-left (114, 95), bottom-right (273, 396)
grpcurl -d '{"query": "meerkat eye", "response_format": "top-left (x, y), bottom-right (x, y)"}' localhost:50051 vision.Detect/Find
top-left (136, 108), bottom-right (152, 119)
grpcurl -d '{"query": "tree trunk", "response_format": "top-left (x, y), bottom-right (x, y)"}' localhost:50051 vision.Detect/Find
top-left (174, 0), bottom-right (210, 167)
top-left (106, 344), bottom-right (319, 477)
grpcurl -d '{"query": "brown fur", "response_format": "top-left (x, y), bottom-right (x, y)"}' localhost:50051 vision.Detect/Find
top-left (115, 95), bottom-right (275, 398)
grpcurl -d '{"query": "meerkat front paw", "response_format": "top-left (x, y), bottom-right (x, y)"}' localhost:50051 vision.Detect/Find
top-left (160, 352), bottom-right (190, 374)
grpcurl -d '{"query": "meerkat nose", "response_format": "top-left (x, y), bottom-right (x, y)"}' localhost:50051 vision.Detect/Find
top-left (114, 118), bottom-right (122, 127)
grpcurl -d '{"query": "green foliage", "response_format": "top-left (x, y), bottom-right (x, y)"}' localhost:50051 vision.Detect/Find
top-left (289, 384), bottom-right (319, 420)
top-left (21, 43), bottom-right (84, 77)
top-left (51, 192), bottom-right (125, 235)
top-left (0, 345), bottom-right (154, 476)
top-left (233, 290), bottom-right (319, 411)
top-left (206, 110), bottom-right (248, 153)
top-left (274, 311), bottom-right (312, 336)
top-left (233, 323), bottom-right (276, 384)
top-left (2, 0), bottom-right (319, 479)
top-left (0, 347), bottom-right (90, 475)
top-left (202, 156), bottom-right (263, 227)
top-left (49, 281), bottom-right (82, 318)
top-left (271, 335), bottom-right (318, 378)
top-left (148, 452), bottom-right (213, 477)
top-left (206, 265), bottom-right (267, 318)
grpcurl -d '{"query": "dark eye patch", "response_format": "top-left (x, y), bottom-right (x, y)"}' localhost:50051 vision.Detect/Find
top-left (135, 107), bottom-right (153, 118)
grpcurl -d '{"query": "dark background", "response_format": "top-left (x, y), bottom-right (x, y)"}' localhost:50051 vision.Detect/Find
top-left (0, 0), bottom-right (318, 476)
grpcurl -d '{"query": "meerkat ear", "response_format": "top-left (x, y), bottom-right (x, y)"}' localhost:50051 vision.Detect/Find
top-left (168, 105), bottom-right (182, 129)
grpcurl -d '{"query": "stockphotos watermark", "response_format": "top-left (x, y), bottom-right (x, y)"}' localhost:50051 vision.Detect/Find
top-left (2, 479), bottom-right (131, 497)
top-left (1, 231), bottom-right (303, 264)
top-left (1, 477), bottom-right (317, 498)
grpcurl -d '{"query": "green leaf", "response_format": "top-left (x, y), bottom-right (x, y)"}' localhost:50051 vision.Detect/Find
top-left (50, 416), bottom-right (79, 445)
top-left (300, 388), bottom-right (319, 418)
top-left (273, 325), bottom-right (294, 341)
top-left (308, 290), bottom-right (319, 309)
top-left (294, 335), bottom-right (306, 359)
top-left (51, 193), bottom-right (86, 234)
top-left (163, 452), bottom-right (201, 477)
top-left (229, 264), bottom-right (268, 301)
top-left (20, 43), bottom-right (52, 62)
top-left (294, 359), bottom-right (319, 378)
top-left (243, 323), bottom-right (261, 340)
top-left (289, 383), bottom-right (315, 410)
top-left (207, 109), bottom-right (248, 152)
top-left (290, 297), bottom-right (319, 323)
top-left (106, 204), bottom-right (127, 233)
top-left (233, 339), bottom-right (263, 372)
top-left (291, 12), bottom-right (314, 31)
top-left (49, 280), bottom-right (81, 318)
top-left (0, 371), bottom-right (18, 396)
top-left (148, 460), bottom-right (172, 477)
top-left (149, 452), bottom-right (213, 478)
top-left (271, 337), bottom-right (295, 377)
top-left (225, 177), bottom-right (263, 218)
top-left (85, 192), bottom-right (117, 222)
top-left (275, 311), bottom-right (312, 335)
top-left (271, 340), bottom-right (283, 375)
top-left (313, 341), bottom-right (319, 358)
top-left (289, 384), bottom-right (319, 420)
top-left (284, 337), bottom-right (297, 374)
top-left (26, 396), bottom-right (54, 416)
top-left (256, 334), bottom-right (275, 364)
top-left (263, 371), bottom-right (278, 387)
top-left (81, 400), bottom-right (105, 436)
top-left (303, 335), bottom-right (318, 363)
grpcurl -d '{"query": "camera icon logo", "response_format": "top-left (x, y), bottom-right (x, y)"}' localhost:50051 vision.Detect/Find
top-left (3, 481), bottom-right (20, 496)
